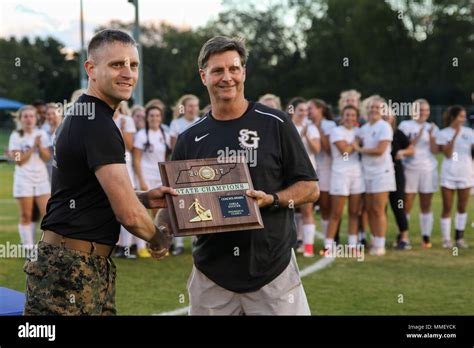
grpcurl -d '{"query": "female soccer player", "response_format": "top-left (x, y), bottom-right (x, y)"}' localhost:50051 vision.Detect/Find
top-left (8, 105), bottom-right (51, 250)
top-left (325, 105), bottom-right (364, 251)
top-left (133, 104), bottom-right (171, 257)
top-left (436, 105), bottom-right (474, 248)
top-left (308, 99), bottom-right (336, 239)
top-left (289, 98), bottom-right (321, 257)
top-left (169, 94), bottom-right (200, 255)
top-left (170, 94), bottom-right (200, 149)
top-left (398, 99), bottom-right (439, 248)
top-left (354, 97), bottom-right (395, 256)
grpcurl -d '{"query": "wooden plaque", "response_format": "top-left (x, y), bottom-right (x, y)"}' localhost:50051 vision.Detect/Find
top-left (158, 157), bottom-right (264, 236)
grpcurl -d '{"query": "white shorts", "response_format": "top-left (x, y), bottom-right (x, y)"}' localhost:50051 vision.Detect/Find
top-left (316, 167), bottom-right (331, 192)
top-left (440, 177), bottom-right (474, 190)
top-left (329, 172), bottom-right (365, 196)
top-left (13, 178), bottom-right (50, 198)
top-left (364, 171), bottom-right (396, 194)
top-left (404, 168), bottom-right (438, 194)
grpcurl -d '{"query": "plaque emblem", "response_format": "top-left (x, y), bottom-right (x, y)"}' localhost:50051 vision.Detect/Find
top-left (198, 166), bottom-right (216, 180)
top-left (189, 198), bottom-right (213, 222)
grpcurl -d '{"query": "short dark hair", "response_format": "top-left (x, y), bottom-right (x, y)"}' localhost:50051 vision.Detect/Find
top-left (198, 36), bottom-right (248, 70)
top-left (33, 100), bottom-right (46, 107)
top-left (88, 29), bottom-right (137, 57)
top-left (342, 104), bottom-right (359, 117)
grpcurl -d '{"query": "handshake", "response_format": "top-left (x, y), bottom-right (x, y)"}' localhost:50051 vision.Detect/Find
top-left (137, 186), bottom-right (177, 260)
top-left (148, 209), bottom-right (173, 260)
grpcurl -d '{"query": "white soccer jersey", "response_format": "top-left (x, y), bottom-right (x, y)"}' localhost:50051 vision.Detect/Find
top-left (315, 118), bottom-right (337, 171)
top-left (170, 116), bottom-right (200, 137)
top-left (357, 119), bottom-right (394, 176)
top-left (295, 122), bottom-right (320, 170)
top-left (436, 126), bottom-right (474, 181)
top-left (329, 125), bottom-right (362, 175)
top-left (398, 119), bottom-right (438, 171)
top-left (8, 129), bottom-right (50, 183)
top-left (134, 128), bottom-right (171, 182)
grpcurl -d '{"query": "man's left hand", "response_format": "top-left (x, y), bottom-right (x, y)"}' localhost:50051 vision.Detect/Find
top-left (139, 186), bottom-right (178, 209)
top-left (246, 189), bottom-right (274, 208)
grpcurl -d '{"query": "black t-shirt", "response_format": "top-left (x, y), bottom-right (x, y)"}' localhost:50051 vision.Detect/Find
top-left (41, 94), bottom-right (126, 245)
top-left (172, 101), bottom-right (318, 293)
top-left (391, 128), bottom-right (410, 171)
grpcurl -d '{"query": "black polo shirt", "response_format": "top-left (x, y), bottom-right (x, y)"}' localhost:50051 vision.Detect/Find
top-left (172, 101), bottom-right (318, 292)
top-left (41, 94), bottom-right (126, 245)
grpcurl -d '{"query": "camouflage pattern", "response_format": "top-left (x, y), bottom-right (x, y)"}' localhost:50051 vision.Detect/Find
top-left (23, 241), bottom-right (116, 315)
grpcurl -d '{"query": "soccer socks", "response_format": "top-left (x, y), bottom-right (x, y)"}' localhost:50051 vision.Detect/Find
top-left (136, 238), bottom-right (147, 250)
top-left (174, 236), bottom-right (184, 248)
top-left (303, 224), bottom-right (315, 245)
top-left (30, 222), bottom-right (36, 244)
top-left (420, 212), bottom-right (433, 238)
top-left (455, 212), bottom-right (468, 241)
top-left (373, 236), bottom-right (386, 249)
top-left (440, 218), bottom-right (451, 242)
top-left (348, 234), bottom-right (357, 247)
top-left (324, 238), bottom-right (334, 249)
top-left (119, 226), bottom-right (133, 248)
top-left (321, 219), bottom-right (329, 235)
top-left (19, 223), bottom-right (34, 248)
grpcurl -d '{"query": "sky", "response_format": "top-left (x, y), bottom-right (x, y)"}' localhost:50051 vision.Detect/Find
top-left (0, 0), bottom-right (223, 50)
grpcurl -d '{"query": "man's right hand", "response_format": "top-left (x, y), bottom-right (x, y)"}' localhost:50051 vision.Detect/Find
top-left (147, 209), bottom-right (173, 260)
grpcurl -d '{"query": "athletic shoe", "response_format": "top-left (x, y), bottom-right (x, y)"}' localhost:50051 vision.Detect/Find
top-left (303, 244), bottom-right (314, 258)
top-left (172, 246), bottom-right (185, 256)
top-left (137, 247), bottom-right (152, 258)
top-left (319, 247), bottom-right (330, 257)
top-left (395, 240), bottom-right (412, 250)
top-left (421, 241), bottom-right (432, 249)
top-left (369, 247), bottom-right (386, 256)
top-left (455, 239), bottom-right (469, 249)
top-left (442, 240), bottom-right (452, 249)
top-left (113, 246), bottom-right (126, 258)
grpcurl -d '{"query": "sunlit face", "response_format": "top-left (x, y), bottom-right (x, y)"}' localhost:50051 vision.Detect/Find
top-left (199, 50), bottom-right (246, 102)
top-left (342, 108), bottom-right (357, 128)
top-left (46, 107), bottom-right (61, 127)
top-left (20, 109), bottom-right (37, 130)
top-left (294, 102), bottom-right (308, 119)
top-left (414, 102), bottom-right (430, 123)
top-left (184, 98), bottom-right (200, 118)
top-left (133, 110), bottom-right (145, 130)
top-left (86, 42), bottom-right (139, 105)
top-left (368, 99), bottom-right (382, 121)
top-left (146, 108), bottom-right (162, 130)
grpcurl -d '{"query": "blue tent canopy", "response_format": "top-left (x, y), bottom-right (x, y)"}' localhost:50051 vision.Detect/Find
top-left (0, 97), bottom-right (25, 110)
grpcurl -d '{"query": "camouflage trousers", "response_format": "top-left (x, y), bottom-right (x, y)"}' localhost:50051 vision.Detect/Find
top-left (23, 241), bottom-right (116, 315)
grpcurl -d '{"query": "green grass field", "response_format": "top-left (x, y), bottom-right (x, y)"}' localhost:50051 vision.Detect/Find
top-left (0, 129), bottom-right (473, 315)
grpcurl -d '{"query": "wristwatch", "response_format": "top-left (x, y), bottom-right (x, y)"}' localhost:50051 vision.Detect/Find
top-left (269, 193), bottom-right (280, 210)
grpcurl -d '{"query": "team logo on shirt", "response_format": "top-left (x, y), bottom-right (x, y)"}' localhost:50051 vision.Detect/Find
top-left (238, 129), bottom-right (260, 149)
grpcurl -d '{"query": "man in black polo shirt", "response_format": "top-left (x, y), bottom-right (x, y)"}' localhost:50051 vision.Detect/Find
top-left (162, 36), bottom-right (319, 315)
top-left (23, 29), bottom-right (175, 315)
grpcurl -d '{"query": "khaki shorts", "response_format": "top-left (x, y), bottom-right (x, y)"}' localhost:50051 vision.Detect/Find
top-left (187, 250), bottom-right (311, 315)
